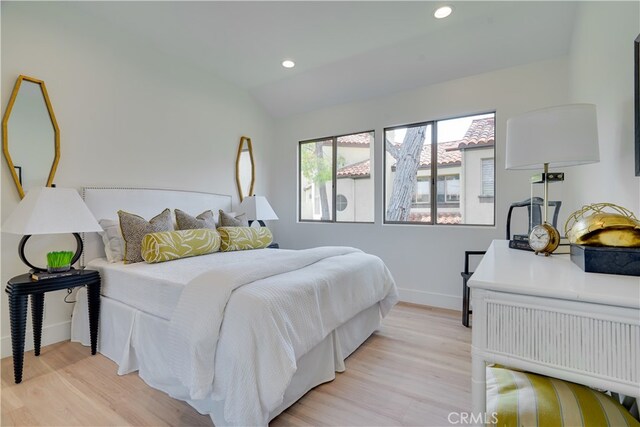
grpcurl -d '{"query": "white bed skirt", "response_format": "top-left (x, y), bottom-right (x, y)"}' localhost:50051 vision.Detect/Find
top-left (71, 287), bottom-right (381, 425)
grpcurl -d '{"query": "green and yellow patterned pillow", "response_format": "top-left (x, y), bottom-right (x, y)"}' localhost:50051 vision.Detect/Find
top-left (217, 226), bottom-right (273, 252)
top-left (141, 229), bottom-right (220, 263)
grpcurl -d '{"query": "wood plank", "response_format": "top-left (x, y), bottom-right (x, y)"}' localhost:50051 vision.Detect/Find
top-left (1, 302), bottom-right (471, 426)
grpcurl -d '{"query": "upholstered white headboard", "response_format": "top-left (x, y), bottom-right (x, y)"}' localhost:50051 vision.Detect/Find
top-left (82, 187), bottom-right (232, 264)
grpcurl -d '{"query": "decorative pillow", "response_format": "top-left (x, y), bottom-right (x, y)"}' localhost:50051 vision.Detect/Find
top-left (175, 209), bottom-right (217, 230)
top-left (487, 366), bottom-right (640, 426)
top-left (99, 219), bottom-right (125, 263)
top-left (118, 209), bottom-right (173, 264)
top-left (141, 229), bottom-right (220, 263)
top-left (217, 226), bottom-right (273, 252)
top-left (218, 210), bottom-right (249, 227)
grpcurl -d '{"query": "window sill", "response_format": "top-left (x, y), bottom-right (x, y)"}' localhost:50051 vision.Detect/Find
top-left (478, 195), bottom-right (494, 203)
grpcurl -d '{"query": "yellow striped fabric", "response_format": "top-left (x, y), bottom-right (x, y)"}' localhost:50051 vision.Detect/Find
top-left (487, 366), bottom-right (639, 427)
top-left (217, 226), bottom-right (273, 252)
top-left (141, 229), bottom-right (220, 263)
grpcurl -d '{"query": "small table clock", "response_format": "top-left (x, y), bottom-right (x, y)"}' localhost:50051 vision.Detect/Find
top-left (529, 223), bottom-right (561, 256)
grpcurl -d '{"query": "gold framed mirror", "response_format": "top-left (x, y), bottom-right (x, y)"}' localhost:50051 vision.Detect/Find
top-left (2, 75), bottom-right (60, 199)
top-left (235, 136), bottom-right (255, 202)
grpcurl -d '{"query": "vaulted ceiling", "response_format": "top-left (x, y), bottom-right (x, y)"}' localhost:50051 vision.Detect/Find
top-left (71, 1), bottom-right (579, 117)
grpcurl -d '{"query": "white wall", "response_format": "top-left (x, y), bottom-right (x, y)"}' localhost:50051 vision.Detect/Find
top-left (270, 58), bottom-right (570, 309)
top-left (1, 3), bottom-right (274, 357)
top-left (563, 1), bottom-right (640, 218)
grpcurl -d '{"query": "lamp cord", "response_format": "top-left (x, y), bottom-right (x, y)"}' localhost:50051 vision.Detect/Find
top-left (64, 288), bottom-right (76, 304)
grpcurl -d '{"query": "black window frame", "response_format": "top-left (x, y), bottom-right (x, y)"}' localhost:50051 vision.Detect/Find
top-left (383, 111), bottom-right (496, 226)
top-left (298, 130), bottom-right (375, 224)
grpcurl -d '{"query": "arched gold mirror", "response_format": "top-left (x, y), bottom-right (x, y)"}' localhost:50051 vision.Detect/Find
top-left (235, 136), bottom-right (255, 202)
top-left (2, 75), bottom-right (60, 199)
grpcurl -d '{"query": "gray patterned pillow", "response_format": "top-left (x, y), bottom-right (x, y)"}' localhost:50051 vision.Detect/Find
top-left (118, 208), bottom-right (173, 264)
top-left (218, 210), bottom-right (249, 227)
top-left (175, 209), bottom-right (216, 230)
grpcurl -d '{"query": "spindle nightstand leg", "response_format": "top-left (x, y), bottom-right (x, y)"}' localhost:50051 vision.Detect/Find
top-left (8, 293), bottom-right (28, 383)
top-left (87, 281), bottom-right (101, 355)
top-left (31, 293), bottom-right (44, 356)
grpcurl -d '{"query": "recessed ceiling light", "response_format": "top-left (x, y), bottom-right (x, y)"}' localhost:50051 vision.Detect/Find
top-left (282, 59), bottom-right (295, 69)
top-left (434, 5), bottom-right (453, 19)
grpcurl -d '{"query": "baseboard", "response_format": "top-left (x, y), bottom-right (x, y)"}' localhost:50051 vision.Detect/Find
top-left (1, 320), bottom-right (71, 359)
top-left (397, 288), bottom-right (462, 311)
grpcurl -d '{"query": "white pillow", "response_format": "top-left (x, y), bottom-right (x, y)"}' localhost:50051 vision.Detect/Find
top-left (99, 219), bottom-right (124, 263)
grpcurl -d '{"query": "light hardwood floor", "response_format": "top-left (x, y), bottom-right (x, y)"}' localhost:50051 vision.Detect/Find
top-left (1, 303), bottom-right (471, 426)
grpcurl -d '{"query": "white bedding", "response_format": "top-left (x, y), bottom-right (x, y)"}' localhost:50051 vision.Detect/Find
top-left (87, 248), bottom-right (293, 319)
top-left (168, 246), bottom-right (397, 425)
top-left (71, 290), bottom-right (383, 425)
top-left (86, 246), bottom-right (398, 426)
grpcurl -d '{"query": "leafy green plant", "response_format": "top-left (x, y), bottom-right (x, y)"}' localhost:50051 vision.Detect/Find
top-left (47, 251), bottom-right (74, 268)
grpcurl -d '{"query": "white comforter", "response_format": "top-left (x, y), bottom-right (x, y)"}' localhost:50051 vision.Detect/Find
top-left (167, 246), bottom-right (397, 426)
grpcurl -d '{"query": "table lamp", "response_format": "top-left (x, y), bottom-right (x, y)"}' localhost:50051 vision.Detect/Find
top-left (1, 187), bottom-right (102, 272)
top-left (239, 195), bottom-right (279, 226)
top-left (506, 104), bottom-right (599, 255)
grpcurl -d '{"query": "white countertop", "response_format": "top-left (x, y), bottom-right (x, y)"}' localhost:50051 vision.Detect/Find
top-left (469, 240), bottom-right (640, 309)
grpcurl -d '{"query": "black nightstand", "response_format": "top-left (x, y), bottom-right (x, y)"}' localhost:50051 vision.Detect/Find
top-left (5, 269), bottom-right (101, 383)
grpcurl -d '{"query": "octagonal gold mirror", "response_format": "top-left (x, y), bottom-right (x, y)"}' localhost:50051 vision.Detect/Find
top-left (236, 136), bottom-right (255, 202)
top-left (2, 75), bottom-right (60, 199)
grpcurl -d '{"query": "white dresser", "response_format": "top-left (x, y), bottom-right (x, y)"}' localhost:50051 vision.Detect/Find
top-left (469, 240), bottom-right (640, 416)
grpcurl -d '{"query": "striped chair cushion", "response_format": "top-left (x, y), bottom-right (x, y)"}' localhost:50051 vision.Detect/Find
top-left (487, 366), bottom-right (639, 426)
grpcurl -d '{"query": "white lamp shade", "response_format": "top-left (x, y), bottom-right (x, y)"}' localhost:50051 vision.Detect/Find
top-left (2, 187), bottom-right (102, 235)
top-left (506, 104), bottom-right (599, 170)
top-left (239, 196), bottom-right (278, 221)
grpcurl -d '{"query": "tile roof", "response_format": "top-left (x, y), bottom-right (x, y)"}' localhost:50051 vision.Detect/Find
top-left (457, 117), bottom-right (495, 148)
top-left (336, 117), bottom-right (494, 178)
top-left (337, 159), bottom-right (371, 178)
top-left (407, 212), bottom-right (462, 224)
top-left (416, 141), bottom-right (461, 167)
top-left (336, 132), bottom-right (373, 146)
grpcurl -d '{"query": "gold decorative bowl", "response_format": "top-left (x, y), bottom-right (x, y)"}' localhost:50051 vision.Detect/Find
top-left (565, 203), bottom-right (640, 247)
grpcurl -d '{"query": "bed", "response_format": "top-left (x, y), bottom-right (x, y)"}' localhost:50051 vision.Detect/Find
top-left (70, 187), bottom-right (398, 426)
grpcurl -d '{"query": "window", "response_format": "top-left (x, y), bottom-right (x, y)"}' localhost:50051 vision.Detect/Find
top-left (437, 175), bottom-right (460, 203)
top-left (300, 139), bottom-right (333, 221)
top-left (384, 112), bottom-right (495, 225)
top-left (413, 176), bottom-right (430, 205)
top-left (336, 194), bottom-right (348, 212)
top-left (481, 158), bottom-right (494, 197)
top-left (299, 131), bottom-right (374, 223)
top-left (385, 123), bottom-right (432, 223)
